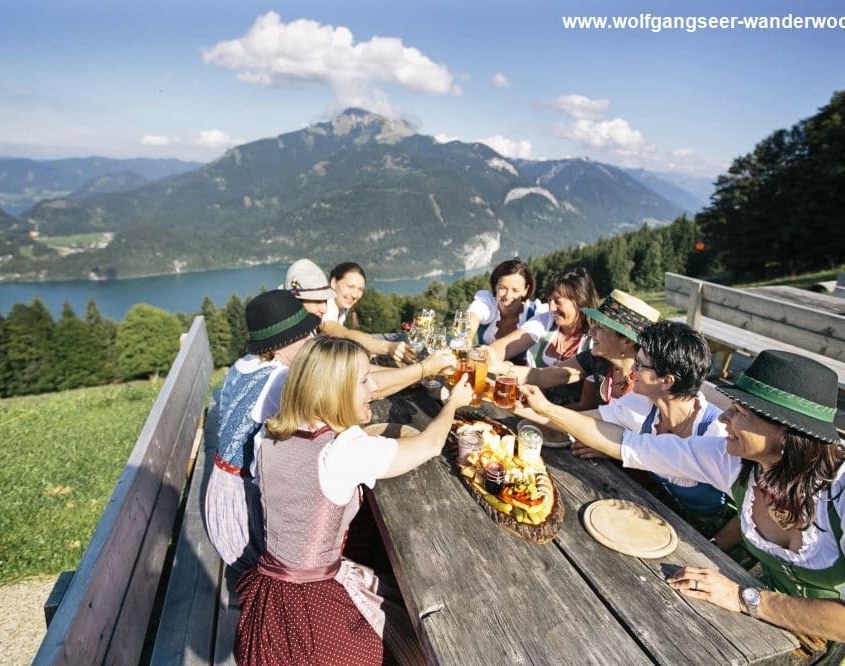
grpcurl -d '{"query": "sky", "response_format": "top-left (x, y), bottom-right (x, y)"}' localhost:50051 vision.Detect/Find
top-left (1, 0), bottom-right (843, 179)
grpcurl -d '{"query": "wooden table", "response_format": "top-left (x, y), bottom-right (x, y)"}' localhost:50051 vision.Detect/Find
top-left (368, 387), bottom-right (801, 665)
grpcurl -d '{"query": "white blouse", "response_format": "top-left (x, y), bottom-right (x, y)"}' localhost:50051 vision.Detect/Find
top-left (467, 290), bottom-right (546, 345)
top-left (319, 426), bottom-right (398, 505)
top-left (621, 431), bottom-right (845, 571)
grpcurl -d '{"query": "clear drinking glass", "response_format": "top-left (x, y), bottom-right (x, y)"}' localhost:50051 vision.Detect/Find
top-left (452, 308), bottom-right (470, 342)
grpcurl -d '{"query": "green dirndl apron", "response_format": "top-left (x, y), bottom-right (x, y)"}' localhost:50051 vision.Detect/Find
top-left (732, 478), bottom-right (845, 663)
top-left (526, 327), bottom-right (587, 405)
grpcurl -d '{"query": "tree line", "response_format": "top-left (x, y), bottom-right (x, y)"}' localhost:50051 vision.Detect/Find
top-left (697, 89), bottom-right (845, 279)
top-left (0, 217), bottom-right (705, 398)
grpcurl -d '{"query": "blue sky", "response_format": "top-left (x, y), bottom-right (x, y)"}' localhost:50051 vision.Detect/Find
top-left (1, 0), bottom-right (843, 178)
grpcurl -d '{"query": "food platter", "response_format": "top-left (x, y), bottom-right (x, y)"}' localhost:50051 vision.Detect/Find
top-left (448, 414), bottom-right (564, 544)
top-left (582, 499), bottom-right (678, 558)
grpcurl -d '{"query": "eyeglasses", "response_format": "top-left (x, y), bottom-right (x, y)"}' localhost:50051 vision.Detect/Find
top-left (633, 359), bottom-right (655, 372)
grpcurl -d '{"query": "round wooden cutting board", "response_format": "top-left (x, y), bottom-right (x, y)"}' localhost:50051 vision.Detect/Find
top-left (582, 499), bottom-right (678, 558)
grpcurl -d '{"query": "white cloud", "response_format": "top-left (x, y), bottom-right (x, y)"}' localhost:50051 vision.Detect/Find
top-left (554, 118), bottom-right (647, 155)
top-left (434, 133), bottom-right (459, 144)
top-left (196, 129), bottom-right (243, 149)
top-left (492, 72), bottom-right (510, 88)
top-left (479, 135), bottom-right (532, 159)
top-left (141, 134), bottom-right (178, 146)
top-left (551, 94), bottom-right (609, 120)
top-left (202, 11), bottom-right (460, 111)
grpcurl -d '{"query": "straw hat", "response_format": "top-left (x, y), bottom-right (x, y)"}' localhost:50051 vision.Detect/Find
top-left (281, 259), bottom-right (336, 302)
top-left (718, 349), bottom-right (841, 444)
top-left (581, 289), bottom-right (660, 343)
top-left (244, 289), bottom-right (321, 355)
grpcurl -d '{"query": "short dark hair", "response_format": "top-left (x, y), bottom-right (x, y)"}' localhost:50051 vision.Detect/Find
top-left (638, 320), bottom-right (711, 397)
top-left (489, 258), bottom-right (536, 300)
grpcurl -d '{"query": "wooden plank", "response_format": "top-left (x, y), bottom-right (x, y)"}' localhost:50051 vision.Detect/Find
top-left (213, 567), bottom-right (240, 666)
top-left (369, 460), bottom-right (652, 665)
top-left (541, 446), bottom-right (799, 664)
top-left (665, 273), bottom-right (845, 362)
top-left (751, 285), bottom-right (845, 315)
top-left (149, 404), bottom-right (226, 665)
top-left (686, 316), bottom-right (845, 389)
top-left (33, 317), bottom-right (213, 666)
top-left (369, 392), bottom-right (799, 665)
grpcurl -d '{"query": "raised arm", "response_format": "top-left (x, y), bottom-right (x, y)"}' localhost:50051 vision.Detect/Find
top-left (516, 384), bottom-right (626, 459)
top-left (485, 350), bottom-right (585, 388)
top-left (381, 376), bottom-right (473, 477)
top-left (320, 319), bottom-right (414, 365)
top-left (370, 350), bottom-right (457, 399)
top-left (488, 326), bottom-right (536, 364)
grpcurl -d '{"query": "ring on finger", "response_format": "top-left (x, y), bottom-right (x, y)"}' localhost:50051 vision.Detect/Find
top-left (692, 580), bottom-right (698, 591)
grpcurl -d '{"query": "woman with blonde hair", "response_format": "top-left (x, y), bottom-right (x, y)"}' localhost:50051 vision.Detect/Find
top-left (235, 335), bottom-right (473, 665)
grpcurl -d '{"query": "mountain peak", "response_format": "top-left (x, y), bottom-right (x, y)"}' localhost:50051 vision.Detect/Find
top-left (327, 108), bottom-right (414, 144)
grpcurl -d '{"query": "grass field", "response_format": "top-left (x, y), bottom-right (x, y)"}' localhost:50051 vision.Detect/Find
top-left (0, 380), bottom-right (163, 584)
top-left (0, 370), bottom-right (226, 585)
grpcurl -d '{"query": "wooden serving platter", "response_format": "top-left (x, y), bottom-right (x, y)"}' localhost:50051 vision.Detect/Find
top-left (447, 415), bottom-right (564, 544)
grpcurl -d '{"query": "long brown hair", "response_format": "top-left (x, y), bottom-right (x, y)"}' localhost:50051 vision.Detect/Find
top-left (544, 266), bottom-right (600, 336)
top-left (739, 429), bottom-right (845, 530)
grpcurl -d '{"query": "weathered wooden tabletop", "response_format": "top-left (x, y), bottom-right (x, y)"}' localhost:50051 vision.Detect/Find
top-left (368, 386), bottom-right (801, 665)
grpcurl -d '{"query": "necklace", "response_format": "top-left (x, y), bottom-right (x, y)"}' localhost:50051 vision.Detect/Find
top-left (551, 327), bottom-right (581, 360)
top-left (763, 491), bottom-right (796, 530)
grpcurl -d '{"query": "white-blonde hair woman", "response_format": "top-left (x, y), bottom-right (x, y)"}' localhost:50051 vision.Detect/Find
top-left (235, 335), bottom-right (473, 665)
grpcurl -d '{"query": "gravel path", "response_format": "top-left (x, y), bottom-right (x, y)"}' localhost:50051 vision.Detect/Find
top-left (0, 576), bottom-right (57, 666)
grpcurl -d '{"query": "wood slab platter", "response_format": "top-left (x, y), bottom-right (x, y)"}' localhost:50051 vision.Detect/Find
top-left (448, 415), bottom-right (564, 544)
top-left (582, 498), bottom-right (678, 558)
top-left (364, 423), bottom-right (421, 438)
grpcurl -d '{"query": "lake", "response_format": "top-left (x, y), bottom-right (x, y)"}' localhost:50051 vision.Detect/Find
top-left (0, 263), bottom-right (487, 321)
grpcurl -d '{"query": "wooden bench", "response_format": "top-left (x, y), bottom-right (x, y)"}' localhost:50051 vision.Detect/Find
top-left (33, 316), bottom-right (236, 665)
top-left (665, 272), bottom-right (845, 391)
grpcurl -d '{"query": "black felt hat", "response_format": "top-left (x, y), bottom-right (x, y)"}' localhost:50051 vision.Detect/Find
top-left (717, 349), bottom-right (841, 444)
top-left (244, 289), bottom-right (320, 355)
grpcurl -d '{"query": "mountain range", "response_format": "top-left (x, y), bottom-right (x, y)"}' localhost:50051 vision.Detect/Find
top-left (0, 109), bottom-right (711, 282)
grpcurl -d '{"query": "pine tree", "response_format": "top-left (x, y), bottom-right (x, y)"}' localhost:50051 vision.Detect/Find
top-left (116, 304), bottom-right (184, 380)
top-left (201, 297), bottom-right (234, 367)
top-left (3, 299), bottom-right (56, 395)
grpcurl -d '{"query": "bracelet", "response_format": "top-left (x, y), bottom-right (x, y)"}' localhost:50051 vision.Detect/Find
top-left (419, 362), bottom-right (426, 382)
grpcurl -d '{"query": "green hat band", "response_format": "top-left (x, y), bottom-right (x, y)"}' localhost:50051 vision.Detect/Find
top-left (250, 308), bottom-right (309, 341)
top-left (734, 374), bottom-right (836, 423)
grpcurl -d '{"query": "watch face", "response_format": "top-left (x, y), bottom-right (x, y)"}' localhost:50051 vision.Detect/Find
top-left (742, 587), bottom-right (761, 609)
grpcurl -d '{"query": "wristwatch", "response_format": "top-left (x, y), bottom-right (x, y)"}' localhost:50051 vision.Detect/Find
top-left (740, 586), bottom-right (762, 617)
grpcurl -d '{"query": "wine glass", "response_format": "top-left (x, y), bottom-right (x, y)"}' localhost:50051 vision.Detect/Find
top-left (426, 326), bottom-right (448, 356)
top-left (407, 322), bottom-right (427, 357)
top-left (416, 308), bottom-right (435, 334)
top-left (451, 308), bottom-right (470, 343)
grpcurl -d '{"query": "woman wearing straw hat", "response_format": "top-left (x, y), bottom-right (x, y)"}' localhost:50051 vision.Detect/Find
top-left (517, 349), bottom-right (845, 653)
top-left (490, 286), bottom-right (659, 411)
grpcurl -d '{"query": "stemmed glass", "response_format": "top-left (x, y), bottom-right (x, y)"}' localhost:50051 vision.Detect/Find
top-left (407, 321), bottom-right (427, 358)
top-left (425, 326), bottom-right (448, 356)
top-left (451, 308), bottom-right (470, 344)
